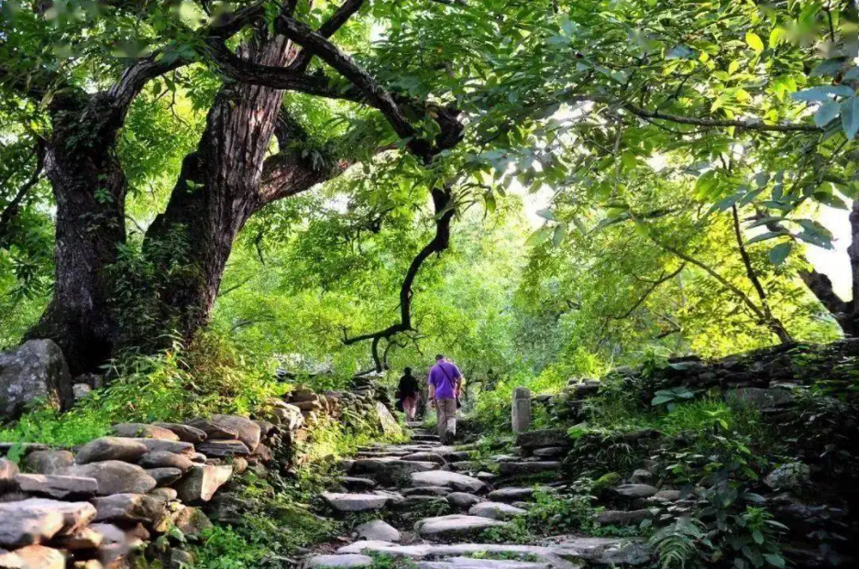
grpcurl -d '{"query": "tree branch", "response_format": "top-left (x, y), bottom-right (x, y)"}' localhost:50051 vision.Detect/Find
top-left (608, 264), bottom-right (684, 320)
top-left (288, 0), bottom-right (367, 74)
top-left (0, 140), bottom-right (46, 245)
top-left (343, 186), bottom-right (455, 370)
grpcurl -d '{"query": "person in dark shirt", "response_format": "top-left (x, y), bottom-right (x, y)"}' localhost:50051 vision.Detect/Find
top-left (398, 367), bottom-right (420, 421)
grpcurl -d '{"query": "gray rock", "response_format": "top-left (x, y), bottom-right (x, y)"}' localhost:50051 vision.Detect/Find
top-left (411, 471), bottom-right (486, 493)
top-left (196, 440), bottom-right (250, 458)
top-left (613, 484), bottom-right (658, 499)
top-left (129, 438), bottom-right (195, 455)
top-left (308, 554), bottom-right (374, 568)
top-left (174, 464), bottom-right (233, 503)
top-left (447, 492), bottom-right (484, 509)
top-left (629, 469), bottom-right (653, 485)
top-left (403, 486), bottom-right (451, 497)
top-left (764, 462), bottom-right (810, 491)
top-left (340, 477), bottom-right (376, 491)
top-left (726, 387), bottom-right (794, 410)
top-left (515, 429), bottom-right (569, 450)
top-left (24, 451), bottom-right (74, 475)
top-left (211, 415), bottom-right (261, 452)
top-left (15, 474), bottom-right (98, 499)
top-left (149, 487), bottom-right (178, 501)
top-left (92, 493), bottom-right (166, 523)
top-left (167, 549), bottom-right (196, 569)
top-left (186, 418), bottom-right (239, 440)
top-left (72, 383), bottom-right (92, 399)
top-left (112, 423), bottom-right (180, 441)
top-left (414, 515), bottom-right (507, 539)
top-left (0, 498), bottom-right (96, 547)
top-left (646, 490), bottom-right (681, 504)
top-left (497, 462), bottom-right (561, 477)
top-left (138, 451), bottom-right (193, 471)
top-left (272, 404), bottom-right (305, 431)
top-left (402, 452), bottom-right (446, 465)
top-left (11, 545), bottom-right (64, 569)
top-left (63, 461), bottom-right (156, 495)
top-left (350, 459), bottom-right (437, 486)
top-left (57, 526), bottom-right (104, 550)
top-left (0, 339), bottom-right (72, 419)
top-left (355, 520), bottom-right (401, 542)
top-left (322, 492), bottom-right (399, 512)
top-left (487, 487), bottom-right (538, 502)
top-left (152, 423), bottom-right (207, 443)
top-left (595, 509), bottom-right (654, 525)
top-left (254, 420), bottom-right (275, 437)
top-left (532, 447), bottom-right (567, 458)
top-left (75, 437), bottom-right (148, 465)
top-left (146, 468), bottom-right (184, 486)
top-left (469, 502), bottom-right (526, 520)
top-left (171, 506), bottom-right (213, 537)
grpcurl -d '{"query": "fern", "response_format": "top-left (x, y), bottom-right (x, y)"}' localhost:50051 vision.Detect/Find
top-left (649, 517), bottom-right (706, 569)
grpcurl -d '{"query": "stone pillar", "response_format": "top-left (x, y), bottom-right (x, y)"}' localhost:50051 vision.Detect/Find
top-left (511, 387), bottom-right (531, 433)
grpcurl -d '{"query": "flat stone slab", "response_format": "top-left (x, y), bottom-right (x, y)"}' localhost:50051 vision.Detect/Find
top-left (340, 477), bottom-right (377, 491)
top-left (417, 558), bottom-right (549, 569)
top-left (595, 509), bottom-right (654, 525)
top-left (15, 474), bottom-right (98, 499)
top-left (350, 459), bottom-right (438, 485)
top-left (613, 484), bottom-right (658, 499)
top-left (469, 502), bottom-right (526, 520)
top-left (322, 492), bottom-right (400, 512)
top-left (498, 462), bottom-right (561, 477)
top-left (402, 452), bottom-right (447, 465)
top-left (411, 471), bottom-right (486, 493)
top-left (447, 492), bottom-right (484, 509)
top-left (355, 520), bottom-right (401, 542)
top-left (487, 487), bottom-right (539, 502)
top-left (308, 554), bottom-right (374, 568)
top-left (414, 515), bottom-right (508, 539)
top-left (515, 429), bottom-right (570, 450)
top-left (0, 498), bottom-right (97, 547)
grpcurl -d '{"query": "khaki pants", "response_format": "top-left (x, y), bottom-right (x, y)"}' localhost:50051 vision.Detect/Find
top-left (436, 398), bottom-right (457, 444)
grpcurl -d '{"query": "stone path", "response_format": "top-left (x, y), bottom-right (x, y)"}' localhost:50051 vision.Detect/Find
top-left (308, 425), bottom-right (649, 569)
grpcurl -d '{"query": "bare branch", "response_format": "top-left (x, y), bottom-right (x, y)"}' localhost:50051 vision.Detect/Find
top-left (0, 140), bottom-right (46, 245)
top-left (289, 0), bottom-right (367, 74)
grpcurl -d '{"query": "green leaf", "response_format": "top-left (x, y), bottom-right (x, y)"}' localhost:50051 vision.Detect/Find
top-left (745, 32), bottom-right (764, 53)
top-left (814, 101), bottom-right (841, 127)
top-left (841, 97), bottom-right (859, 139)
top-left (764, 554), bottom-right (785, 569)
top-left (483, 192), bottom-right (496, 213)
top-left (651, 395), bottom-right (674, 406)
top-left (752, 529), bottom-right (764, 545)
top-left (792, 85), bottom-right (854, 102)
top-left (768, 242), bottom-right (792, 265)
top-left (536, 208), bottom-right (555, 221)
top-left (746, 231), bottom-right (783, 245)
top-left (525, 226), bottom-right (552, 246)
top-left (552, 223), bottom-right (567, 247)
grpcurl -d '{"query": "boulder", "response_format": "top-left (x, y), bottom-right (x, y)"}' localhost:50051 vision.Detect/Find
top-left (196, 440), bottom-right (250, 458)
top-left (171, 507), bottom-right (213, 537)
top-left (764, 462), bottom-right (810, 491)
top-left (146, 468), bottom-right (183, 486)
top-left (375, 402), bottom-right (402, 437)
top-left (211, 415), bottom-right (261, 452)
top-left (414, 515), bottom-right (507, 539)
top-left (0, 339), bottom-right (72, 419)
top-left (152, 423), bottom-right (207, 443)
top-left (447, 492), bottom-right (484, 509)
top-left (322, 492), bottom-right (399, 512)
top-left (137, 451), bottom-right (193, 471)
top-left (72, 383), bottom-right (92, 399)
top-left (469, 502), bottom-right (526, 520)
top-left (11, 545), bottom-right (64, 569)
top-left (24, 451), bottom-right (74, 475)
top-left (411, 471), bottom-right (486, 493)
top-left (174, 465), bottom-right (233, 503)
top-left (629, 469), bottom-right (653, 485)
top-left (0, 498), bottom-right (96, 547)
top-left (186, 418), bottom-right (239, 440)
top-left (75, 437), bottom-right (148, 465)
top-left (15, 474), bottom-right (98, 499)
top-left (92, 493), bottom-right (166, 524)
top-left (515, 429), bottom-right (569, 450)
top-left (112, 423), bottom-right (179, 441)
top-left (63, 461), bottom-right (156, 495)
top-left (354, 520), bottom-right (401, 542)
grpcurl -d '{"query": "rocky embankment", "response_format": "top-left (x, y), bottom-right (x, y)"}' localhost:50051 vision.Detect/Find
top-left (0, 384), bottom-right (397, 569)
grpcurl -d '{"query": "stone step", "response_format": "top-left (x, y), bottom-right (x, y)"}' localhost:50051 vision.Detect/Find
top-left (322, 492), bottom-right (402, 512)
top-left (336, 538), bottom-right (649, 567)
top-left (487, 487), bottom-right (546, 503)
top-left (417, 557), bottom-right (550, 569)
top-left (411, 471), bottom-right (486, 493)
top-left (497, 461), bottom-right (562, 477)
top-left (468, 502), bottom-right (526, 520)
top-left (349, 458), bottom-right (439, 486)
top-left (415, 515), bottom-right (509, 539)
top-left (412, 434), bottom-right (441, 443)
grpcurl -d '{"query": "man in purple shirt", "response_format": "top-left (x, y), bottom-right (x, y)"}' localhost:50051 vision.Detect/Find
top-left (428, 354), bottom-right (463, 444)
